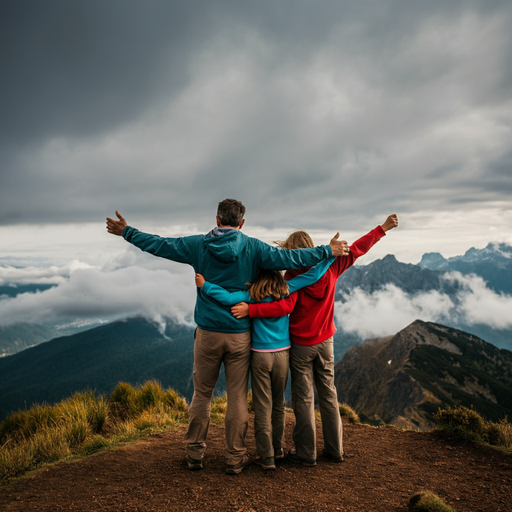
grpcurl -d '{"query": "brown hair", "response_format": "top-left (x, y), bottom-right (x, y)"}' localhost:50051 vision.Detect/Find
top-left (248, 269), bottom-right (290, 303)
top-left (274, 230), bottom-right (314, 250)
top-left (217, 199), bottom-right (246, 227)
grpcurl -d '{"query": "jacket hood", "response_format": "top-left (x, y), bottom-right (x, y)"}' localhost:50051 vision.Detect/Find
top-left (204, 229), bottom-right (248, 263)
top-left (287, 267), bottom-right (329, 300)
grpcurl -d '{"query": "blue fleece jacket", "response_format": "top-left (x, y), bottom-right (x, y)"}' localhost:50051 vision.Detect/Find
top-left (122, 226), bottom-right (334, 333)
top-left (201, 257), bottom-right (335, 350)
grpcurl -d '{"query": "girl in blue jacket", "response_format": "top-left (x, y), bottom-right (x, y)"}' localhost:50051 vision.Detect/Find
top-left (195, 257), bottom-right (334, 470)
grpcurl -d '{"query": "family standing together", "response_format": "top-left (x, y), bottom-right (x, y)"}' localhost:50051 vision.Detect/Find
top-left (106, 199), bottom-right (398, 475)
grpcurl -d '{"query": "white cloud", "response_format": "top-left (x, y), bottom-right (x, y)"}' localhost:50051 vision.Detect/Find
top-left (335, 272), bottom-right (512, 339)
top-left (0, 260), bottom-right (95, 286)
top-left (0, 264), bottom-right (196, 327)
top-left (335, 284), bottom-right (455, 339)
top-left (443, 272), bottom-right (512, 330)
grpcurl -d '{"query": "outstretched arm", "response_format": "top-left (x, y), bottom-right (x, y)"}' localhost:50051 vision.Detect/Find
top-left (332, 214), bottom-right (399, 277)
top-left (256, 233), bottom-right (349, 271)
top-left (197, 274), bottom-right (251, 305)
top-left (107, 211), bottom-right (196, 265)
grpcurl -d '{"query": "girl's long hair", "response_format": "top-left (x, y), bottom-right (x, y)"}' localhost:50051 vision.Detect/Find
top-left (248, 269), bottom-right (290, 303)
top-left (247, 230), bottom-right (314, 303)
top-left (274, 230), bottom-right (314, 250)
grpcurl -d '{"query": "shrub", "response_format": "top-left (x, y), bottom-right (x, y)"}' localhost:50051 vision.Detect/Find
top-left (485, 419), bottom-right (512, 448)
top-left (433, 406), bottom-right (485, 436)
top-left (247, 390), bottom-right (254, 413)
top-left (434, 405), bottom-right (512, 448)
top-left (339, 402), bottom-right (360, 424)
top-left (408, 491), bottom-right (456, 512)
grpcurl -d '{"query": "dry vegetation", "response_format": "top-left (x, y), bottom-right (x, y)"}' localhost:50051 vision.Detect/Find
top-left (0, 380), bottom-right (188, 483)
top-left (433, 405), bottom-right (512, 448)
top-left (408, 491), bottom-right (457, 512)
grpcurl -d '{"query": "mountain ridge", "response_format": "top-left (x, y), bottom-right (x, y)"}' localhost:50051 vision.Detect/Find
top-left (334, 320), bottom-right (512, 429)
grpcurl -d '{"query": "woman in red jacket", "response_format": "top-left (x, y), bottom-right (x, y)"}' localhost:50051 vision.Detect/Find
top-left (233, 214), bottom-right (398, 466)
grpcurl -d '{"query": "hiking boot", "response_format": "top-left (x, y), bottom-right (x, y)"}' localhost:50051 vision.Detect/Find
top-left (225, 454), bottom-right (251, 475)
top-left (255, 456), bottom-right (276, 470)
top-left (322, 449), bottom-right (344, 463)
top-left (287, 449), bottom-right (316, 467)
top-left (274, 448), bottom-right (285, 460)
top-left (185, 454), bottom-right (203, 470)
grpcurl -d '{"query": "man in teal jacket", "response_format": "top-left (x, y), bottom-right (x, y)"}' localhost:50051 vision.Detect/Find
top-left (106, 199), bottom-right (348, 474)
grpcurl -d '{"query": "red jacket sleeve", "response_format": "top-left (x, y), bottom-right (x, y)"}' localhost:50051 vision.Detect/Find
top-left (332, 225), bottom-right (386, 277)
top-left (249, 293), bottom-right (298, 318)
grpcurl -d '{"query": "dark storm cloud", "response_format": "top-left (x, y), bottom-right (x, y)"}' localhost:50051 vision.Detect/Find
top-left (1, 0), bottom-right (511, 229)
top-left (0, 1), bottom-right (216, 144)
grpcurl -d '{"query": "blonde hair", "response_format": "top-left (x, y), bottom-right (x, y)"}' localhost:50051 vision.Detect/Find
top-left (248, 269), bottom-right (290, 303)
top-left (274, 230), bottom-right (314, 250)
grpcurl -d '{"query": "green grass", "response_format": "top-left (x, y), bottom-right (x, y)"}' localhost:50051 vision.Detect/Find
top-left (0, 381), bottom-right (189, 484)
top-left (408, 491), bottom-right (457, 512)
top-left (339, 402), bottom-right (360, 424)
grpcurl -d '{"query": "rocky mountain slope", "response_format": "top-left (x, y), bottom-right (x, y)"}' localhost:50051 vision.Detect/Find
top-left (334, 320), bottom-right (512, 429)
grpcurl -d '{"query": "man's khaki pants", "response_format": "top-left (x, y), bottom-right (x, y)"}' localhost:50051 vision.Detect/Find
top-left (185, 327), bottom-right (252, 465)
top-left (290, 337), bottom-right (343, 461)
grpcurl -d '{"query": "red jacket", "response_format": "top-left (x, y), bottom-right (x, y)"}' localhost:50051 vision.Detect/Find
top-left (248, 226), bottom-right (385, 345)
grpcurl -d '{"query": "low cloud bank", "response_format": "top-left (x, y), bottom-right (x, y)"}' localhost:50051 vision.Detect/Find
top-left (335, 272), bottom-right (512, 339)
top-left (0, 260), bottom-right (95, 286)
top-left (0, 249), bottom-right (196, 326)
top-left (2, 258), bottom-right (512, 340)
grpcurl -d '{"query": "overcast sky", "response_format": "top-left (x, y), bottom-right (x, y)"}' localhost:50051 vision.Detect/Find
top-left (1, 1), bottom-right (512, 333)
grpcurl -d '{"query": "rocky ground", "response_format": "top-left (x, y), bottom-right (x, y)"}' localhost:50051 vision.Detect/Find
top-left (1, 413), bottom-right (511, 511)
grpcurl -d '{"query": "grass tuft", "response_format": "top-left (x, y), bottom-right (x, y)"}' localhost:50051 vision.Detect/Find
top-left (0, 381), bottom-right (190, 484)
top-left (408, 491), bottom-right (456, 512)
top-left (339, 402), bottom-right (360, 424)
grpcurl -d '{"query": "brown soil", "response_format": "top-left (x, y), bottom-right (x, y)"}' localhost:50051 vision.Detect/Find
top-left (1, 413), bottom-right (511, 512)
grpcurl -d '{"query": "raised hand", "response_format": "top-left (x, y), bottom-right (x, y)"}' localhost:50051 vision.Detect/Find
top-left (231, 302), bottom-right (249, 319)
top-left (381, 214), bottom-right (398, 232)
top-left (329, 233), bottom-right (350, 257)
top-left (195, 273), bottom-right (206, 289)
top-left (106, 210), bottom-right (127, 236)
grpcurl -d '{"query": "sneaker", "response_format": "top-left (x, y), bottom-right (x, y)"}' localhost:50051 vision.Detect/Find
top-left (322, 449), bottom-right (344, 463)
top-left (274, 448), bottom-right (285, 460)
top-left (225, 454), bottom-right (251, 475)
top-left (287, 449), bottom-right (316, 467)
top-left (255, 456), bottom-right (276, 470)
top-left (185, 454), bottom-right (203, 470)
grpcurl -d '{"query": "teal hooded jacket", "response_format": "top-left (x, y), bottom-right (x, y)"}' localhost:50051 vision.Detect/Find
top-left (122, 226), bottom-right (334, 333)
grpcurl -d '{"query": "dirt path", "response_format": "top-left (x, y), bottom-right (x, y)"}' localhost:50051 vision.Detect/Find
top-left (1, 413), bottom-right (512, 511)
